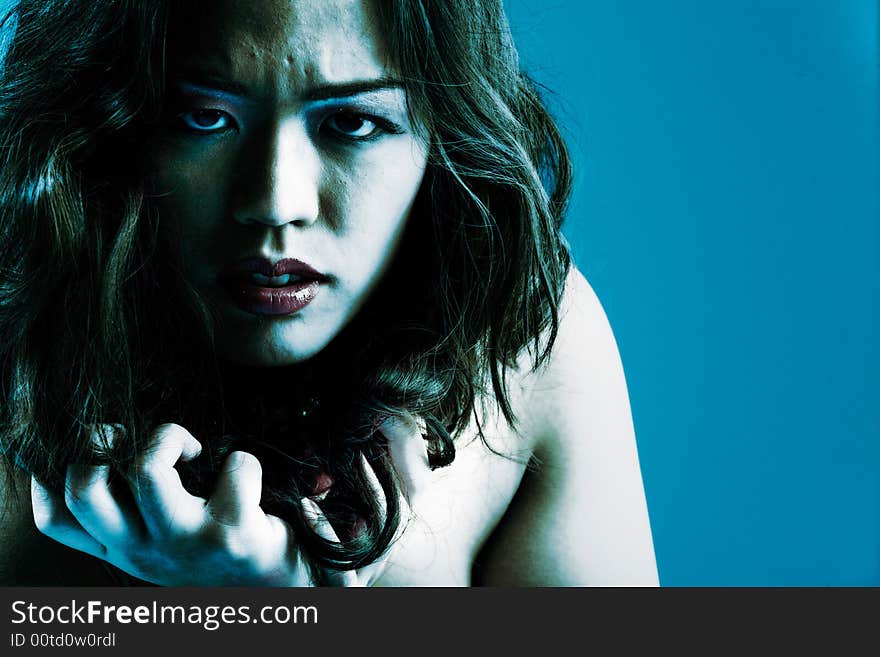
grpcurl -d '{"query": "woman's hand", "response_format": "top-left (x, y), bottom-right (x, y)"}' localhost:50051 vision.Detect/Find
top-left (30, 420), bottom-right (429, 587)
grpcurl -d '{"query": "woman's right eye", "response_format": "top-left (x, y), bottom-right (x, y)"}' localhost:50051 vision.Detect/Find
top-left (177, 109), bottom-right (236, 134)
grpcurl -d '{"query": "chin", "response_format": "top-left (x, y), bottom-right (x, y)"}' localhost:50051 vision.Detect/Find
top-left (223, 351), bottom-right (311, 368)
top-left (218, 322), bottom-right (335, 367)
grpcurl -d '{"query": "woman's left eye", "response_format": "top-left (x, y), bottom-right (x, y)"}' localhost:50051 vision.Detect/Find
top-left (178, 109), bottom-right (235, 133)
top-left (324, 113), bottom-right (382, 140)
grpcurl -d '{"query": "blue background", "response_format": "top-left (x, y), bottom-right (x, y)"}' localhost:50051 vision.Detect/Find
top-left (505, 0), bottom-right (878, 585)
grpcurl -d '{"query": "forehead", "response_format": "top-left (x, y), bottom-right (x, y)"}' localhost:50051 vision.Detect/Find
top-left (169, 0), bottom-right (390, 88)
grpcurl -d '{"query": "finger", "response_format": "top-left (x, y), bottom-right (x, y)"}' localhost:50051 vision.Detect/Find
top-left (353, 454), bottom-right (411, 586)
top-left (31, 476), bottom-right (106, 559)
top-left (129, 423), bottom-right (205, 535)
top-left (380, 415), bottom-right (431, 501)
top-left (206, 451), bottom-right (263, 526)
top-left (86, 423), bottom-right (122, 453)
top-left (263, 513), bottom-right (313, 584)
top-left (65, 463), bottom-right (144, 547)
top-left (64, 424), bottom-right (142, 545)
top-left (360, 453), bottom-right (388, 525)
top-left (361, 452), bottom-right (414, 537)
top-left (301, 498), bottom-right (360, 587)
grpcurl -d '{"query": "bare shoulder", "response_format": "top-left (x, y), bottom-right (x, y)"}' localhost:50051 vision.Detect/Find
top-left (522, 267), bottom-right (639, 445)
top-left (475, 267), bottom-right (660, 585)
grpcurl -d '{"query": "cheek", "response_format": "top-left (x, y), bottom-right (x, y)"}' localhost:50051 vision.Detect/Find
top-left (333, 146), bottom-right (427, 278)
top-left (148, 148), bottom-right (233, 255)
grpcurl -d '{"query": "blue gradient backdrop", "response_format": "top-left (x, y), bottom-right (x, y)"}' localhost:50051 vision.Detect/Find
top-left (504, 0), bottom-right (879, 585)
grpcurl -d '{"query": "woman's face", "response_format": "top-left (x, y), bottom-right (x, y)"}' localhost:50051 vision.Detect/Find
top-left (148, 0), bottom-right (428, 366)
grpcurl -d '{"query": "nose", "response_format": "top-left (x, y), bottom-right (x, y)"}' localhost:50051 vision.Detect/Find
top-left (232, 118), bottom-right (320, 228)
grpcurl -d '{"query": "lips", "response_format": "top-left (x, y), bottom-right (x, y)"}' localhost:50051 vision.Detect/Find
top-left (219, 257), bottom-right (328, 316)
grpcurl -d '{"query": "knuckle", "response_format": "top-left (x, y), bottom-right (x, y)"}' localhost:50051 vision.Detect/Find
top-left (153, 422), bottom-right (185, 436)
top-left (63, 478), bottom-right (94, 510)
top-left (32, 499), bottom-right (62, 535)
top-left (127, 461), bottom-right (158, 492)
top-left (65, 464), bottom-right (106, 492)
top-left (62, 485), bottom-right (80, 510)
top-left (128, 467), bottom-right (170, 501)
top-left (87, 423), bottom-right (122, 450)
top-left (204, 522), bottom-right (254, 562)
top-left (228, 450), bottom-right (262, 479)
top-left (130, 447), bottom-right (154, 473)
top-left (145, 423), bottom-right (185, 451)
top-left (31, 504), bottom-right (54, 533)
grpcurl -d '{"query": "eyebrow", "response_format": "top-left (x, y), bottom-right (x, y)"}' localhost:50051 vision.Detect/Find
top-left (173, 75), bottom-right (405, 102)
top-left (306, 78), bottom-right (405, 101)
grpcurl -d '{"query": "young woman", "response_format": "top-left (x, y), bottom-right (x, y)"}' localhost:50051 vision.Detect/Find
top-left (0, 0), bottom-right (659, 586)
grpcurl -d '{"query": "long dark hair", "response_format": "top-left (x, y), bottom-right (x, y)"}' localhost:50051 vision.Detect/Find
top-left (0, 0), bottom-right (571, 580)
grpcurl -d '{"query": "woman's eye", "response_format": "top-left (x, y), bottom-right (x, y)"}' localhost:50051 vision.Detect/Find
top-left (324, 113), bottom-right (381, 140)
top-left (178, 109), bottom-right (235, 133)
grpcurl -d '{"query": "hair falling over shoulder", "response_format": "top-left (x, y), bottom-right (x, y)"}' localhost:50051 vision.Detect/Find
top-left (0, 0), bottom-right (572, 576)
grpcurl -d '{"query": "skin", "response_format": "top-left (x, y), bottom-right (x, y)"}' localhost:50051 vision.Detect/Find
top-left (152, 0), bottom-right (429, 365)
top-left (26, 419), bottom-right (422, 586)
top-left (2, 271), bottom-right (659, 586)
top-left (0, 0), bottom-right (660, 586)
